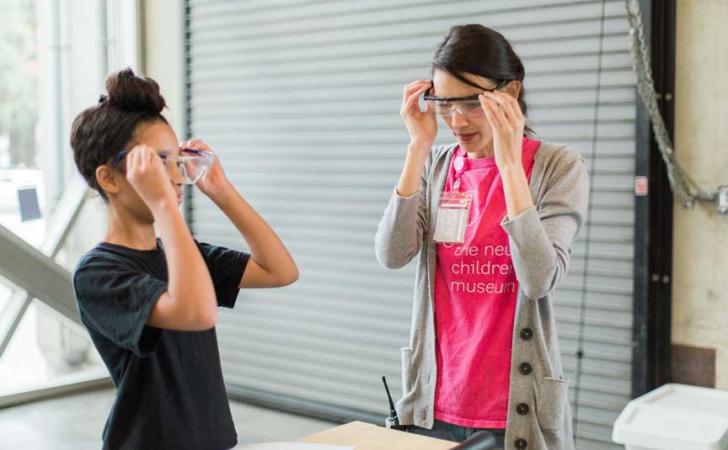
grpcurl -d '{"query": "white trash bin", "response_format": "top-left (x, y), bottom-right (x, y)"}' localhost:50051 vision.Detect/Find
top-left (613, 383), bottom-right (728, 450)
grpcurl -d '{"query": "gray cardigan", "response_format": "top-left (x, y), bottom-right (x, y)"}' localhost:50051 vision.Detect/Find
top-left (374, 141), bottom-right (588, 450)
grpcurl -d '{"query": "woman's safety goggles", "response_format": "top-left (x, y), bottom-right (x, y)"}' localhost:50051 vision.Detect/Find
top-left (423, 79), bottom-right (508, 118)
top-left (424, 94), bottom-right (485, 118)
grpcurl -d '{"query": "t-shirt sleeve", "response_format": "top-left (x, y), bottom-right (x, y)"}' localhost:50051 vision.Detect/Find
top-left (196, 242), bottom-right (250, 308)
top-left (73, 256), bottom-right (167, 357)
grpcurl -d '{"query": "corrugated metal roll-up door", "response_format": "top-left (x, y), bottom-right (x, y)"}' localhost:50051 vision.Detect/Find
top-left (186, 1), bottom-right (637, 448)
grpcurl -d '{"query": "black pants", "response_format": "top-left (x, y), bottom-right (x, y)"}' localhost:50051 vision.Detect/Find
top-left (407, 419), bottom-right (505, 449)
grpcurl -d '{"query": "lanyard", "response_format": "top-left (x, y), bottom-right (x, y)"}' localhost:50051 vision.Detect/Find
top-left (452, 154), bottom-right (466, 192)
top-left (434, 153), bottom-right (472, 245)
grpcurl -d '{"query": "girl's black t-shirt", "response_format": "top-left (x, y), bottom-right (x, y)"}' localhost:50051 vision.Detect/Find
top-left (73, 240), bottom-right (249, 450)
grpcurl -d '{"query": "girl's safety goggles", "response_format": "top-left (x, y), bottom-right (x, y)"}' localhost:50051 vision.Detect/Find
top-left (112, 147), bottom-right (215, 185)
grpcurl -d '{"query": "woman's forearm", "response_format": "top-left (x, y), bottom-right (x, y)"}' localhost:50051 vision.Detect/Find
top-left (397, 142), bottom-right (430, 197)
top-left (500, 162), bottom-right (535, 220)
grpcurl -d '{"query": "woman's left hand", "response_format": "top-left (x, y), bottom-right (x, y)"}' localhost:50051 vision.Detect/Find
top-left (180, 138), bottom-right (232, 197)
top-left (479, 91), bottom-right (525, 170)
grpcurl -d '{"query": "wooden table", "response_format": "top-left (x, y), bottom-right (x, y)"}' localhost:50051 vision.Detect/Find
top-left (300, 421), bottom-right (456, 450)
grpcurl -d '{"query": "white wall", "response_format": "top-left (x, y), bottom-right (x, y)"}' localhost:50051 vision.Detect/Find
top-left (140, 0), bottom-right (186, 138)
top-left (672, 0), bottom-right (728, 387)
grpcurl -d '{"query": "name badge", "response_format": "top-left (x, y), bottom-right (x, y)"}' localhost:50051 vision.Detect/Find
top-left (433, 191), bottom-right (473, 244)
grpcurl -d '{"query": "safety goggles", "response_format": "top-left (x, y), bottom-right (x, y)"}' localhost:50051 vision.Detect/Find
top-left (111, 147), bottom-right (216, 185)
top-left (424, 79), bottom-right (508, 118)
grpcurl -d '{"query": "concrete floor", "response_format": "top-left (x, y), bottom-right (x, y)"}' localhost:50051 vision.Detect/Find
top-left (0, 388), bottom-right (336, 450)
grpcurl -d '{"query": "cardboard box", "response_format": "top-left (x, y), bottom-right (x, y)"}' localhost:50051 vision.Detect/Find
top-left (300, 421), bottom-right (456, 450)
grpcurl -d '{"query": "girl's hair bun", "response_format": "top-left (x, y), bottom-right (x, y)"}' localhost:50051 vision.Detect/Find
top-left (104, 67), bottom-right (166, 114)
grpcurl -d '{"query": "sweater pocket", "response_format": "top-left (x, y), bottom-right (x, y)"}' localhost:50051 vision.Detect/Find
top-left (534, 376), bottom-right (569, 433)
top-left (400, 347), bottom-right (414, 394)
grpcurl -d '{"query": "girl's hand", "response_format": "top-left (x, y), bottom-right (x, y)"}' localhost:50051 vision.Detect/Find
top-left (181, 138), bottom-right (231, 197)
top-left (479, 91), bottom-right (525, 170)
top-left (125, 145), bottom-right (178, 211)
top-left (400, 79), bottom-right (437, 153)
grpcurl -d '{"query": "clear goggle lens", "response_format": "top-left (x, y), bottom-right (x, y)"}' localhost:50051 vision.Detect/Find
top-left (161, 149), bottom-right (216, 185)
top-left (430, 100), bottom-right (484, 117)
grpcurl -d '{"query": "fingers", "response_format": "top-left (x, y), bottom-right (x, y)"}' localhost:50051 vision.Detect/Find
top-left (402, 80), bottom-right (431, 104)
top-left (400, 80), bottom-right (437, 145)
top-left (124, 146), bottom-right (141, 182)
top-left (481, 93), bottom-right (526, 136)
top-left (481, 91), bottom-right (523, 128)
top-left (128, 145), bottom-right (153, 157)
top-left (497, 91), bottom-right (523, 122)
top-left (181, 138), bottom-right (211, 152)
top-left (142, 146), bottom-right (156, 168)
top-left (401, 83), bottom-right (432, 120)
top-left (480, 94), bottom-right (506, 130)
top-left (402, 79), bottom-right (430, 94)
top-left (127, 145), bottom-right (164, 178)
top-left (507, 95), bottom-right (524, 122)
top-left (403, 84), bottom-right (430, 112)
top-left (127, 145), bottom-right (144, 169)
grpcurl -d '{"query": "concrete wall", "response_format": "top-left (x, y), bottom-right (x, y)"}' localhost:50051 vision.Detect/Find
top-left (672, 0), bottom-right (728, 388)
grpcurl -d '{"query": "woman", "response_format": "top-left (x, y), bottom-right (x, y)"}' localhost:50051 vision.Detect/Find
top-left (375, 25), bottom-right (588, 450)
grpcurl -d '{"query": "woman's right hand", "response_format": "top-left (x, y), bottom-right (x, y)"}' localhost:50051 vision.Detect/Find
top-left (400, 80), bottom-right (437, 152)
top-left (125, 145), bottom-right (178, 211)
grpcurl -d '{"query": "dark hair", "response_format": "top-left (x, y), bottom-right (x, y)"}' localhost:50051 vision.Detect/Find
top-left (433, 24), bottom-right (533, 135)
top-left (70, 68), bottom-right (168, 199)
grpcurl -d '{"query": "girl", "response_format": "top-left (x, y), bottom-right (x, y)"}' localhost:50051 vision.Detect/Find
top-left (375, 25), bottom-right (588, 450)
top-left (71, 68), bottom-right (298, 450)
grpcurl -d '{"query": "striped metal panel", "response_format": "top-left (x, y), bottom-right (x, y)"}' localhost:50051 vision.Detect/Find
top-left (186, 1), bottom-right (636, 448)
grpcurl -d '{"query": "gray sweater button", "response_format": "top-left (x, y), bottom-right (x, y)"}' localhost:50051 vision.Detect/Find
top-left (519, 362), bottom-right (532, 375)
top-left (516, 403), bottom-right (530, 415)
top-left (520, 327), bottom-right (533, 341)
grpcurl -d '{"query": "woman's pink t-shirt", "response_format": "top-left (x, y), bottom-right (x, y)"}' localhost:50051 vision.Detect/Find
top-left (433, 138), bottom-right (540, 429)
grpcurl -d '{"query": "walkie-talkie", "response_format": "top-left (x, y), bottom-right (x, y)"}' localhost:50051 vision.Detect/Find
top-left (382, 376), bottom-right (406, 430)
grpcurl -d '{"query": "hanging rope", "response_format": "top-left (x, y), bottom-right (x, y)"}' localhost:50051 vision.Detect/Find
top-left (625, 0), bottom-right (714, 208)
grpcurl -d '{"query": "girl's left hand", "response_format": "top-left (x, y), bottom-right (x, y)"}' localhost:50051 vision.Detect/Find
top-left (479, 91), bottom-right (525, 170)
top-left (180, 138), bottom-right (231, 197)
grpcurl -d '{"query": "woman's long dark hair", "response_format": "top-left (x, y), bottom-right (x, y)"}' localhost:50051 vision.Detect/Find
top-left (433, 24), bottom-right (533, 135)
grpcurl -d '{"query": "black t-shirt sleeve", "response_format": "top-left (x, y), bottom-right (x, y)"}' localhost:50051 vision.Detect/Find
top-left (73, 257), bottom-right (166, 357)
top-left (196, 242), bottom-right (250, 308)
